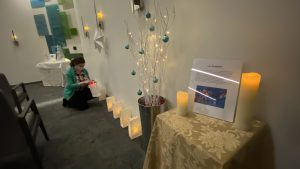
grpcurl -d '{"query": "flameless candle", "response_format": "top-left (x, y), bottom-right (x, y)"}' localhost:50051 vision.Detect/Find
top-left (177, 91), bottom-right (189, 116)
top-left (106, 96), bottom-right (116, 112)
top-left (235, 72), bottom-right (261, 130)
top-left (120, 109), bottom-right (132, 128)
top-left (113, 102), bottom-right (123, 119)
top-left (97, 11), bottom-right (104, 21)
top-left (128, 116), bottom-right (142, 139)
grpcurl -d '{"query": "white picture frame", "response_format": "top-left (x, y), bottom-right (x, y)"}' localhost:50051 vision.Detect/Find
top-left (188, 58), bottom-right (243, 122)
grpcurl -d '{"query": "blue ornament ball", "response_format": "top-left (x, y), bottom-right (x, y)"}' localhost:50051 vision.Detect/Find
top-left (162, 35), bottom-right (169, 43)
top-left (137, 89), bottom-right (143, 96)
top-left (139, 48), bottom-right (144, 55)
top-left (145, 12), bottom-right (151, 19)
top-left (125, 44), bottom-right (129, 49)
top-left (131, 70), bottom-right (136, 76)
top-left (153, 77), bottom-right (159, 83)
top-left (149, 25), bottom-right (155, 32)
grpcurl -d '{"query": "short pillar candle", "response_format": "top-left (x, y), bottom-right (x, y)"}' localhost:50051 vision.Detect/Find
top-left (235, 72), bottom-right (261, 130)
top-left (177, 91), bottom-right (189, 116)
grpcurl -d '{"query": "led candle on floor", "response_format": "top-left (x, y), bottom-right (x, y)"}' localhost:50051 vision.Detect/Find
top-left (128, 116), bottom-right (142, 139)
top-left (235, 72), bottom-right (261, 130)
top-left (113, 102), bottom-right (123, 119)
top-left (120, 109), bottom-right (132, 128)
top-left (106, 96), bottom-right (116, 112)
top-left (177, 91), bottom-right (189, 116)
top-left (88, 81), bottom-right (101, 97)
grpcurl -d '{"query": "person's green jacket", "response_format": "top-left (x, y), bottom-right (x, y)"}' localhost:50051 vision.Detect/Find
top-left (64, 67), bottom-right (90, 100)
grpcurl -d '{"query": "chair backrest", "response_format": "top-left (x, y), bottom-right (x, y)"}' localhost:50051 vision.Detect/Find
top-left (0, 73), bottom-right (17, 109)
top-left (0, 90), bottom-right (27, 159)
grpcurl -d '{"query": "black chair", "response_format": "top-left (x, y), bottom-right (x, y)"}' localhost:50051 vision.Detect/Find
top-left (0, 73), bottom-right (29, 113)
top-left (0, 75), bottom-right (49, 169)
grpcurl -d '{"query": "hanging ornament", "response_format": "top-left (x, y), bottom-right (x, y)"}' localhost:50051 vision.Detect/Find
top-left (131, 70), bottom-right (136, 76)
top-left (125, 44), bottom-right (129, 49)
top-left (149, 25), bottom-right (155, 32)
top-left (139, 48), bottom-right (144, 55)
top-left (153, 77), bottom-right (159, 83)
top-left (137, 89), bottom-right (143, 95)
top-left (145, 12), bottom-right (151, 19)
top-left (162, 34), bottom-right (169, 43)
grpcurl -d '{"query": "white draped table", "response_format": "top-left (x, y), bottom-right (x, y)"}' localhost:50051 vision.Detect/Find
top-left (36, 59), bottom-right (70, 87)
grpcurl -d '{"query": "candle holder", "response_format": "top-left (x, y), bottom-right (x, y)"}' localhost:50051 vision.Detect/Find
top-left (120, 109), bottom-right (132, 128)
top-left (128, 116), bottom-right (142, 139)
top-left (235, 72), bottom-right (261, 131)
top-left (113, 102), bottom-right (123, 119)
top-left (106, 96), bottom-right (116, 112)
top-left (97, 11), bottom-right (104, 30)
top-left (11, 30), bottom-right (19, 46)
top-left (83, 25), bottom-right (89, 37)
top-left (177, 91), bottom-right (189, 116)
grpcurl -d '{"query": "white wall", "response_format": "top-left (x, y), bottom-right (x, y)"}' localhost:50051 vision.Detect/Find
top-left (0, 0), bottom-right (82, 84)
top-left (0, 0), bottom-right (47, 84)
top-left (75, 0), bottom-right (300, 169)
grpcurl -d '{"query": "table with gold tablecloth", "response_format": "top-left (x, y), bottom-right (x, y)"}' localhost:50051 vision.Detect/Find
top-left (143, 109), bottom-right (265, 169)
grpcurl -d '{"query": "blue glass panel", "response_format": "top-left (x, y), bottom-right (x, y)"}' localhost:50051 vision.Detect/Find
top-left (30, 0), bottom-right (45, 8)
top-left (34, 14), bottom-right (49, 36)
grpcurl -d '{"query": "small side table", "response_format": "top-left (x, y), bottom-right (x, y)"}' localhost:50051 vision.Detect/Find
top-left (143, 109), bottom-right (265, 169)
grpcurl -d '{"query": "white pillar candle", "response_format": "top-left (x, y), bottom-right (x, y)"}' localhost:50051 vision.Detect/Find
top-left (120, 109), bottom-right (132, 128)
top-left (106, 96), bottom-right (116, 112)
top-left (113, 102), bottom-right (123, 119)
top-left (177, 91), bottom-right (189, 116)
top-left (235, 73), bottom-right (261, 130)
top-left (128, 116), bottom-right (142, 139)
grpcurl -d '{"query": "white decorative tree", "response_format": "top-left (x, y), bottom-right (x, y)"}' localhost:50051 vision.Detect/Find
top-left (125, 0), bottom-right (175, 106)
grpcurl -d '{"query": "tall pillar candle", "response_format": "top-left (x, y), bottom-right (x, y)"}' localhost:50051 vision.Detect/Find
top-left (235, 73), bottom-right (261, 130)
top-left (177, 91), bottom-right (189, 116)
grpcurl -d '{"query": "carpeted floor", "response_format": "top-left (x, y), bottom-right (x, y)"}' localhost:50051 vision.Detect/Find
top-left (4, 82), bottom-right (145, 169)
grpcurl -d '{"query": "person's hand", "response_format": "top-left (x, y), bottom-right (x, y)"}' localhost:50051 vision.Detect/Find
top-left (79, 80), bottom-right (90, 86)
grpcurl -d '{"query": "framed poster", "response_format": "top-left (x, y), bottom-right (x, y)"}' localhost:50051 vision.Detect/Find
top-left (188, 58), bottom-right (242, 122)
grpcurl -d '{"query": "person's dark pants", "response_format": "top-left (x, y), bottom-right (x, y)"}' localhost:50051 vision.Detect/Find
top-left (66, 87), bottom-right (93, 110)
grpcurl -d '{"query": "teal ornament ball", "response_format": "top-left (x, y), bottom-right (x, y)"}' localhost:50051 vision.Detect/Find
top-left (139, 48), bottom-right (144, 55)
top-left (149, 25), bottom-right (155, 32)
top-left (145, 12), bottom-right (151, 19)
top-left (131, 70), bottom-right (136, 76)
top-left (137, 89), bottom-right (143, 96)
top-left (162, 35), bottom-right (169, 43)
top-left (153, 77), bottom-right (159, 83)
top-left (125, 44), bottom-right (129, 49)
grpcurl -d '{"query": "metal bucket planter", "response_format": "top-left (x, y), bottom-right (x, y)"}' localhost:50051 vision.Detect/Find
top-left (138, 95), bottom-right (166, 151)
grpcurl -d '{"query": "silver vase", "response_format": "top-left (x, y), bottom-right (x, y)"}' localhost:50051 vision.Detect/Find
top-left (138, 95), bottom-right (166, 151)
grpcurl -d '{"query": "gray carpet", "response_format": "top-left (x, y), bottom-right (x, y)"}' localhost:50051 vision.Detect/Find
top-left (5, 82), bottom-right (145, 169)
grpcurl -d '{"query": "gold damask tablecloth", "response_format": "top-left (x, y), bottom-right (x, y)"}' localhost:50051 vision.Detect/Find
top-left (143, 109), bottom-right (265, 169)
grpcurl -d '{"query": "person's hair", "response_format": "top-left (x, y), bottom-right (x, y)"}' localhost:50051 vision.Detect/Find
top-left (70, 57), bottom-right (85, 67)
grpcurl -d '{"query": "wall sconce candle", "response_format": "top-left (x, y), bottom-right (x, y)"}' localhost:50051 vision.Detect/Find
top-left (11, 30), bottom-right (19, 46)
top-left (97, 11), bottom-right (104, 29)
top-left (83, 25), bottom-right (89, 37)
top-left (235, 72), bottom-right (261, 130)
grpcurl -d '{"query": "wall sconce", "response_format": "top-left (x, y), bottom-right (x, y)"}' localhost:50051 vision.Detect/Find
top-left (11, 30), bottom-right (19, 46)
top-left (120, 109), bottom-right (132, 128)
top-left (130, 0), bottom-right (144, 13)
top-left (97, 11), bottom-right (104, 30)
top-left (128, 116), bottom-right (142, 139)
top-left (106, 96), bottom-right (116, 112)
top-left (83, 25), bottom-right (89, 37)
top-left (113, 102), bottom-right (123, 119)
